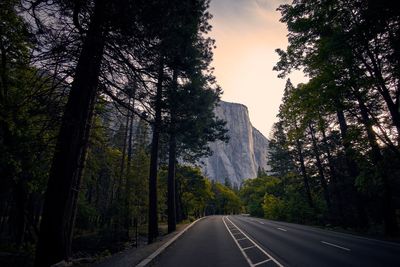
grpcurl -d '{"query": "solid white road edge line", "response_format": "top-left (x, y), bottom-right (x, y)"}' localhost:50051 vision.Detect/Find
top-left (135, 217), bottom-right (205, 267)
top-left (321, 241), bottom-right (351, 251)
top-left (226, 216), bottom-right (284, 267)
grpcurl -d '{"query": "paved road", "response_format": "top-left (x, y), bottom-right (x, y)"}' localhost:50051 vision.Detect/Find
top-left (150, 215), bottom-right (400, 267)
top-left (230, 215), bottom-right (400, 266)
top-left (150, 216), bottom-right (249, 267)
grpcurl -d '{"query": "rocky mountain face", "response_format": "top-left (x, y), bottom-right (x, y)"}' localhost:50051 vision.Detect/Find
top-left (103, 100), bottom-right (270, 186)
top-left (200, 101), bottom-right (270, 186)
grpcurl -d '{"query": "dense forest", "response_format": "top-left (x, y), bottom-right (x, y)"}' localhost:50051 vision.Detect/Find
top-left (242, 0), bottom-right (399, 237)
top-left (1, 0), bottom-right (400, 266)
top-left (0, 0), bottom-right (244, 266)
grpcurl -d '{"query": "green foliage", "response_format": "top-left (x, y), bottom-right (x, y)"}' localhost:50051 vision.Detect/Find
top-left (160, 165), bottom-right (242, 219)
top-left (176, 166), bottom-right (212, 218)
top-left (0, 0), bottom-right (63, 252)
top-left (240, 175), bottom-right (282, 217)
top-left (281, 183), bottom-right (324, 224)
top-left (211, 182), bottom-right (242, 215)
top-left (262, 194), bottom-right (285, 220)
top-left (0, 0), bottom-right (232, 263)
top-left (240, 173), bottom-right (325, 225)
top-left (76, 115), bottom-right (151, 238)
top-left (270, 0), bottom-right (400, 233)
top-left (76, 195), bottom-right (99, 231)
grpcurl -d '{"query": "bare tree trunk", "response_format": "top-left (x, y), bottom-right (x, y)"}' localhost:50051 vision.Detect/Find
top-left (295, 138), bottom-right (314, 208)
top-left (118, 103), bottom-right (130, 197)
top-left (14, 181), bottom-right (27, 247)
top-left (355, 90), bottom-right (398, 235)
top-left (167, 70), bottom-right (178, 233)
top-left (318, 119), bottom-right (345, 224)
top-left (125, 86), bottom-right (136, 239)
top-left (66, 92), bottom-right (97, 256)
top-left (336, 108), bottom-right (368, 229)
top-left (167, 130), bottom-right (177, 233)
top-left (308, 123), bottom-right (331, 212)
top-left (34, 0), bottom-right (106, 265)
top-left (175, 180), bottom-right (183, 223)
top-left (0, 37), bottom-right (8, 103)
top-left (148, 59), bottom-right (164, 244)
top-left (360, 47), bottom-right (400, 140)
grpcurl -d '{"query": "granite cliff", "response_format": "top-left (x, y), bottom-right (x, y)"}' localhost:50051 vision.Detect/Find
top-left (200, 101), bottom-right (270, 186)
top-left (103, 101), bottom-right (270, 186)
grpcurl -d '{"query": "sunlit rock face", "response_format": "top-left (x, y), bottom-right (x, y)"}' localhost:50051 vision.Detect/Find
top-left (200, 101), bottom-right (270, 186)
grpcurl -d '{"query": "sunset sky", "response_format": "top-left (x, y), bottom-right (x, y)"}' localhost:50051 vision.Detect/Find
top-left (208, 0), bottom-right (307, 137)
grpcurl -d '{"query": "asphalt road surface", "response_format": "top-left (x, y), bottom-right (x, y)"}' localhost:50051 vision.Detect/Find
top-left (150, 215), bottom-right (400, 267)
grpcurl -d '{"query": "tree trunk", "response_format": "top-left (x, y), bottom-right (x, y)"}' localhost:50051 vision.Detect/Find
top-left (167, 130), bottom-right (177, 233)
top-left (295, 138), bottom-right (314, 208)
top-left (359, 46), bottom-right (400, 139)
top-left (336, 108), bottom-right (368, 229)
top-left (148, 59), bottom-right (164, 244)
top-left (175, 180), bottom-right (183, 223)
top-left (167, 70), bottom-right (178, 233)
top-left (318, 119), bottom-right (345, 224)
top-left (125, 86), bottom-right (136, 239)
top-left (112, 98), bottom-right (131, 235)
top-left (14, 181), bottom-right (27, 247)
top-left (34, 1), bottom-right (106, 265)
top-left (118, 101), bottom-right (130, 198)
top-left (0, 37), bottom-right (8, 103)
top-left (308, 123), bottom-right (331, 212)
top-left (355, 90), bottom-right (398, 235)
top-left (65, 91), bottom-right (97, 255)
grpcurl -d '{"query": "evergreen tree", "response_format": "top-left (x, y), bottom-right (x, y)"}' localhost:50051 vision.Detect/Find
top-left (273, 0), bottom-right (400, 234)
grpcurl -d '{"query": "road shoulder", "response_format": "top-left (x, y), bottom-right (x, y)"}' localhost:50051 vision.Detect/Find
top-left (92, 219), bottom-right (203, 267)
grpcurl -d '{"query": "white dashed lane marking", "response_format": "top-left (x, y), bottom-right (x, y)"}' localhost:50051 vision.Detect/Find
top-left (321, 241), bottom-right (351, 251)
